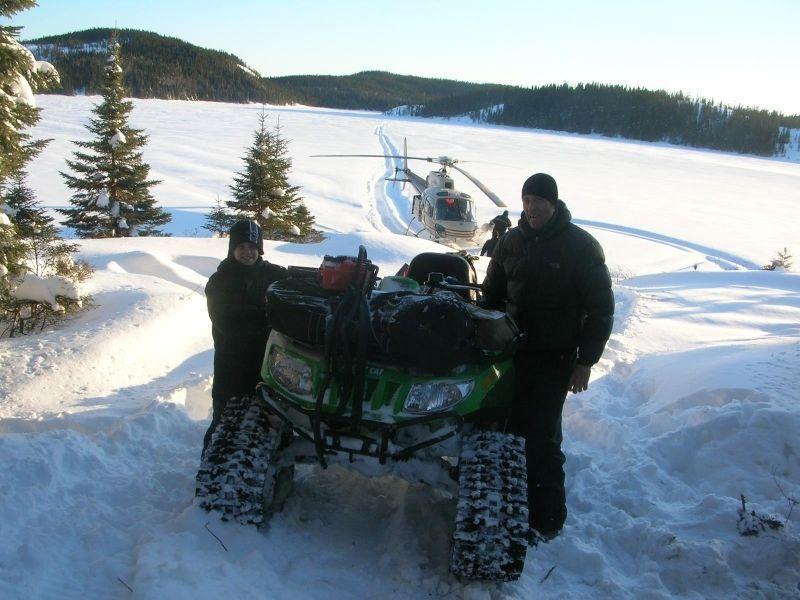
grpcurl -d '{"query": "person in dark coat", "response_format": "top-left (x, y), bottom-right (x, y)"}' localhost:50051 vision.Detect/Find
top-left (203, 219), bottom-right (287, 452)
top-left (482, 173), bottom-right (614, 541)
top-left (490, 210), bottom-right (512, 236)
top-left (480, 228), bottom-right (500, 258)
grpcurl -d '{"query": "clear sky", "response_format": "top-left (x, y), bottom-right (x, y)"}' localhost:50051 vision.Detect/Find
top-left (8, 0), bottom-right (800, 115)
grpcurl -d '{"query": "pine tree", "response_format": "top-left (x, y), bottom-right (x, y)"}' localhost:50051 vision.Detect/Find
top-left (202, 195), bottom-right (236, 236)
top-left (0, 204), bottom-right (26, 281)
top-left (59, 35), bottom-right (170, 238)
top-left (763, 247), bottom-right (793, 271)
top-left (227, 109), bottom-right (318, 241)
top-left (0, 1), bottom-right (59, 186)
top-left (1, 1), bottom-right (87, 336)
top-left (5, 170), bottom-right (87, 279)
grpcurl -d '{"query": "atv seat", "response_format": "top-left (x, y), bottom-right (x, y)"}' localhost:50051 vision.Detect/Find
top-left (407, 253), bottom-right (475, 300)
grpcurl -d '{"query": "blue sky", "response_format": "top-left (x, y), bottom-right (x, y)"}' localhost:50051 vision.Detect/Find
top-left (9, 0), bottom-right (800, 114)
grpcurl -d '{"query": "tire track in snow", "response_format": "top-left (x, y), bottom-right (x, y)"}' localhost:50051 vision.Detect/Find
top-left (575, 219), bottom-right (759, 271)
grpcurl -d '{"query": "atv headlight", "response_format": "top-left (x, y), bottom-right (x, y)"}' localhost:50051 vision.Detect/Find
top-left (403, 380), bottom-right (474, 414)
top-left (268, 347), bottom-right (313, 396)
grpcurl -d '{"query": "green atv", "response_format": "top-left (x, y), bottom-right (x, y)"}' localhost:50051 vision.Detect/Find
top-left (196, 248), bottom-right (530, 581)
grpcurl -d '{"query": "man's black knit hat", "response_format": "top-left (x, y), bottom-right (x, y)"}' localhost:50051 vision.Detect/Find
top-left (521, 173), bottom-right (558, 204)
top-left (228, 219), bottom-right (264, 256)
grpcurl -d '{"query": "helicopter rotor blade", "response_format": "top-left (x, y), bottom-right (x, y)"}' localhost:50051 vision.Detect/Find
top-left (311, 153), bottom-right (432, 161)
top-left (311, 153), bottom-right (457, 167)
top-left (451, 164), bottom-right (506, 207)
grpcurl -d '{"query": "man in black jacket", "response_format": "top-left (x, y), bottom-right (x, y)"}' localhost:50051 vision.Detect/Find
top-left (490, 210), bottom-right (512, 237)
top-left (482, 173), bottom-right (614, 541)
top-left (203, 219), bottom-right (287, 452)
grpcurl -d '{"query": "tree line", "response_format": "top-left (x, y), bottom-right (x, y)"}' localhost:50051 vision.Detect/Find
top-left (26, 28), bottom-right (292, 103)
top-left (24, 28), bottom-right (800, 158)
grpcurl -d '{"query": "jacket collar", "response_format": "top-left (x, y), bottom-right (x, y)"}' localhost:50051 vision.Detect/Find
top-left (518, 199), bottom-right (572, 240)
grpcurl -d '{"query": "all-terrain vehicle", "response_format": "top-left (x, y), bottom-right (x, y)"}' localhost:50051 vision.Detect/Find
top-left (196, 248), bottom-right (530, 581)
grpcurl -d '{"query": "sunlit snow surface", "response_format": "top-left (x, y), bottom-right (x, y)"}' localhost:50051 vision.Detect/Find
top-left (0, 95), bottom-right (798, 599)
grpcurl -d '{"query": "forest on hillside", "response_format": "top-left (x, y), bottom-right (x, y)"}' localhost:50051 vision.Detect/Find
top-left (25, 28), bottom-right (800, 158)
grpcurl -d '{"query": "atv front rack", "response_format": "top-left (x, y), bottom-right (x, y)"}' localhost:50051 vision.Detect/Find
top-left (257, 383), bottom-right (463, 465)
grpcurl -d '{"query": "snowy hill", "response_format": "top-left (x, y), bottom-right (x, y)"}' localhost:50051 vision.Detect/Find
top-left (0, 95), bottom-right (798, 599)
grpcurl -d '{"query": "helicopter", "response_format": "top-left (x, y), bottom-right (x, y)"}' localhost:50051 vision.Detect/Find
top-left (313, 139), bottom-right (507, 247)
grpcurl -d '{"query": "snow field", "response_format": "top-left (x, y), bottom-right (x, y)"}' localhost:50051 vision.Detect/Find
top-left (0, 95), bottom-right (798, 598)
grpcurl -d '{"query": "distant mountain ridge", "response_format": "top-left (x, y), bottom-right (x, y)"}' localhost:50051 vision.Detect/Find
top-left (25, 28), bottom-right (291, 103)
top-left (25, 28), bottom-right (800, 158)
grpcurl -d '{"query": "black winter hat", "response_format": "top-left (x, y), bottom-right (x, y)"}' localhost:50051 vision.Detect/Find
top-left (521, 173), bottom-right (558, 204)
top-left (228, 219), bottom-right (264, 257)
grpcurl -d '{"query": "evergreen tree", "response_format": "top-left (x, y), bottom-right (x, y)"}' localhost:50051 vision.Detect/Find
top-left (227, 110), bottom-right (318, 241)
top-left (0, 0), bottom-right (59, 187)
top-left (0, 204), bottom-right (26, 282)
top-left (5, 170), bottom-right (87, 279)
top-left (59, 36), bottom-right (170, 238)
top-left (763, 247), bottom-right (793, 271)
top-left (202, 195), bottom-right (236, 236)
top-left (1, 1), bottom-right (87, 336)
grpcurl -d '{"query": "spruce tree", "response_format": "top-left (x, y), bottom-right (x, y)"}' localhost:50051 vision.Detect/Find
top-left (202, 195), bottom-right (236, 236)
top-left (5, 170), bottom-right (86, 279)
top-left (0, 1), bottom-right (58, 186)
top-left (1, 1), bottom-right (87, 336)
top-left (227, 110), bottom-right (318, 241)
top-left (59, 36), bottom-right (170, 238)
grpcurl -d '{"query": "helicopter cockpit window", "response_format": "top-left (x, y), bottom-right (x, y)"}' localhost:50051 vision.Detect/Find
top-left (436, 197), bottom-right (474, 222)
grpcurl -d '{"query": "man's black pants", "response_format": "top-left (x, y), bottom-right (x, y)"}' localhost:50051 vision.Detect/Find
top-left (511, 350), bottom-right (575, 534)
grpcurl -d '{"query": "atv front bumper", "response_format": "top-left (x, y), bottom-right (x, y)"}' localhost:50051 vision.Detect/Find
top-left (258, 384), bottom-right (463, 464)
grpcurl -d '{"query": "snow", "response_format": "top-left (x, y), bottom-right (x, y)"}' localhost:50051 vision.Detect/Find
top-left (0, 211), bottom-right (10, 226)
top-left (1, 202), bottom-right (18, 218)
top-left (8, 72), bottom-right (35, 106)
top-left (9, 272), bottom-right (81, 310)
top-left (109, 128), bottom-right (126, 148)
top-left (0, 94), bottom-right (798, 598)
top-left (95, 189), bottom-right (109, 208)
top-left (236, 63), bottom-right (261, 78)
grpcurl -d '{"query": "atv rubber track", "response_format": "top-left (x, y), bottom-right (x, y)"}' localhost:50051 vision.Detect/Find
top-left (450, 430), bottom-right (529, 581)
top-left (195, 394), bottom-right (284, 525)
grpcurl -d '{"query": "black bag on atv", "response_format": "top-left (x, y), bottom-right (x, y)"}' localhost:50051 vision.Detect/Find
top-left (369, 290), bottom-right (477, 373)
top-left (266, 269), bottom-right (332, 347)
top-left (267, 252), bottom-right (519, 371)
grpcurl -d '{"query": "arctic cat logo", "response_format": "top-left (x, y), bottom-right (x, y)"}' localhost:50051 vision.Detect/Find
top-left (367, 367), bottom-right (383, 376)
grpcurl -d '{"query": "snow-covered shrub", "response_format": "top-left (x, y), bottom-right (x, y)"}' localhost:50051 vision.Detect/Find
top-left (762, 247), bottom-right (793, 272)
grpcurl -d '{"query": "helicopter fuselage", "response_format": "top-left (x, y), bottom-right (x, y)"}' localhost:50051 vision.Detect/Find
top-left (411, 170), bottom-right (478, 240)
